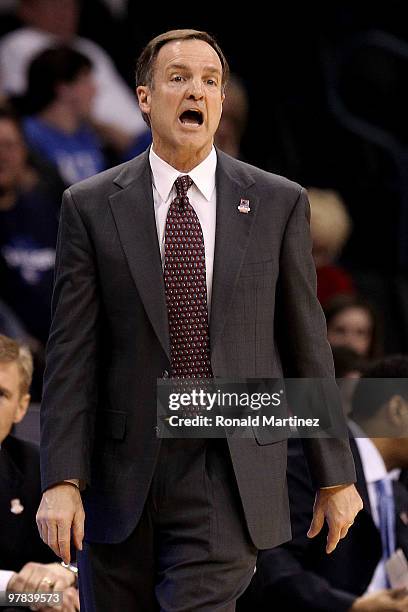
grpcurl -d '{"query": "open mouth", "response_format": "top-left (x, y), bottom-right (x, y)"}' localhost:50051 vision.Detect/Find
top-left (179, 109), bottom-right (204, 126)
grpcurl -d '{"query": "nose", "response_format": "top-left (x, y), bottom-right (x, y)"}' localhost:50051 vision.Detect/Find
top-left (187, 78), bottom-right (204, 100)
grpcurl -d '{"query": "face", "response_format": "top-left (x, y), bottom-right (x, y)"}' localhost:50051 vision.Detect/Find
top-left (0, 361), bottom-right (30, 444)
top-left (327, 307), bottom-right (373, 357)
top-left (382, 397), bottom-right (408, 467)
top-left (59, 69), bottom-right (96, 119)
top-left (137, 39), bottom-right (225, 168)
top-left (0, 119), bottom-right (27, 192)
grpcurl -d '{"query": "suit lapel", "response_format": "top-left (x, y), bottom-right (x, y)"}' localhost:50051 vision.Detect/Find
top-left (210, 151), bottom-right (258, 353)
top-left (109, 152), bottom-right (170, 360)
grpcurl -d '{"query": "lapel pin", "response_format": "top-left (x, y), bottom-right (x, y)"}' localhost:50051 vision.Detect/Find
top-left (10, 498), bottom-right (24, 514)
top-left (238, 199), bottom-right (251, 214)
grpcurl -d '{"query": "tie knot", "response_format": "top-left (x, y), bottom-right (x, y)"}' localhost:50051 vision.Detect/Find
top-left (174, 175), bottom-right (193, 198)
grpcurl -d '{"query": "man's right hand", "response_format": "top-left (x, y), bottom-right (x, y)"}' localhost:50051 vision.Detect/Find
top-left (351, 588), bottom-right (408, 611)
top-left (36, 484), bottom-right (85, 564)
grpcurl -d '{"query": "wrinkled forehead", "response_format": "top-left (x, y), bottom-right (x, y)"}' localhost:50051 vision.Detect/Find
top-left (154, 39), bottom-right (223, 76)
top-left (0, 360), bottom-right (21, 390)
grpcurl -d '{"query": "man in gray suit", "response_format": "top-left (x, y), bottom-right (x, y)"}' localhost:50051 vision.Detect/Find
top-left (36, 29), bottom-right (362, 611)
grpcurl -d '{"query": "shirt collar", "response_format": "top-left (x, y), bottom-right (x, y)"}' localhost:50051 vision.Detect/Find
top-left (149, 146), bottom-right (217, 203)
top-left (348, 419), bottom-right (400, 483)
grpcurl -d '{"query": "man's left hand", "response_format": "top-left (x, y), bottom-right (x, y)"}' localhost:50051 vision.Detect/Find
top-left (307, 483), bottom-right (363, 553)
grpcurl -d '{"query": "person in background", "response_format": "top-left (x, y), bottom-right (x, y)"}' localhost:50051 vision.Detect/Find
top-left (332, 345), bottom-right (368, 380)
top-left (308, 187), bottom-right (355, 307)
top-left (0, 334), bottom-right (79, 611)
top-left (0, 104), bottom-right (62, 348)
top-left (332, 345), bottom-right (368, 416)
top-left (325, 294), bottom-right (383, 360)
top-left (20, 46), bottom-right (106, 186)
top-left (238, 355), bottom-right (408, 612)
top-left (214, 73), bottom-right (249, 159)
top-left (0, 0), bottom-right (148, 155)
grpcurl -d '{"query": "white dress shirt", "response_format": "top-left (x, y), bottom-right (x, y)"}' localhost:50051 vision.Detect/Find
top-left (0, 570), bottom-right (14, 593)
top-left (349, 420), bottom-right (400, 592)
top-left (149, 146), bottom-right (217, 313)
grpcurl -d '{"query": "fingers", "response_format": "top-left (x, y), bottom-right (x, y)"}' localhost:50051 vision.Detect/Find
top-left (46, 522), bottom-right (60, 559)
top-left (36, 486), bottom-right (84, 562)
top-left (8, 562), bottom-right (36, 592)
top-left (61, 587), bottom-right (80, 612)
top-left (37, 520), bottom-right (48, 548)
top-left (327, 519), bottom-right (355, 553)
top-left (72, 509), bottom-right (85, 552)
top-left (339, 520), bottom-right (354, 540)
top-left (307, 506), bottom-right (324, 538)
top-left (326, 521), bottom-right (342, 554)
top-left (57, 522), bottom-right (72, 565)
top-left (7, 562), bottom-right (53, 594)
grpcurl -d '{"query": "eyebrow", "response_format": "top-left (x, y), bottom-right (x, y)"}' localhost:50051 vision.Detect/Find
top-left (167, 63), bottom-right (221, 75)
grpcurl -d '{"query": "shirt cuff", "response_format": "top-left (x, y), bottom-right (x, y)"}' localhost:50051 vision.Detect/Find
top-left (63, 479), bottom-right (80, 487)
top-left (0, 570), bottom-right (15, 592)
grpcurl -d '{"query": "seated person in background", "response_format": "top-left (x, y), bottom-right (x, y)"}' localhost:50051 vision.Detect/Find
top-left (332, 345), bottom-right (368, 380)
top-left (332, 345), bottom-right (368, 416)
top-left (0, 0), bottom-right (148, 154)
top-left (0, 105), bottom-right (62, 350)
top-left (0, 334), bottom-right (79, 610)
top-left (20, 45), bottom-right (107, 186)
top-left (214, 73), bottom-right (249, 159)
top-left (325, 294), bottom-right (383, 361)
top-left (308, 187), bottom-right (355, 308)
top-left (238, 355), bottom-right (408, 612)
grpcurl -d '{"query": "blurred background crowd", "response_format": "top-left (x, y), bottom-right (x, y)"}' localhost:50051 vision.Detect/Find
top-left (1, 0), bottom-right (408, 398)
top-left (2, 2), bottom-right (408, 611)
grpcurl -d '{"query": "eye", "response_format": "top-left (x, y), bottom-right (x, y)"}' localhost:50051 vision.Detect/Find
top-left (171, 75), bottom-right (185, 83)
top-left (206, 78), bottom-right (217, 86)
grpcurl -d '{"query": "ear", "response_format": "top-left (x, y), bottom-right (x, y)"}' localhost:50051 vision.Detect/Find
top-left (388, 395), bottom-right (407, 426)
top-left (136, 85), bottom-right (151, 115)
top-left (13, 393), bottom-right (30, 425)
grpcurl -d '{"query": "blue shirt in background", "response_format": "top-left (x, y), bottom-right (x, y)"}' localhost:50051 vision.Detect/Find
top-left (23, 116), bottom-right (106, 186)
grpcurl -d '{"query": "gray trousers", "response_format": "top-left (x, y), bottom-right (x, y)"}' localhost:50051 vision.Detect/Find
top-left (78, 439), bottom-right (257, 611)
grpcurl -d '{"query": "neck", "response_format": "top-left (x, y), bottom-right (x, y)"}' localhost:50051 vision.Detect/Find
top-left (152, 141), bottom-right (213, 173)
top-left (40, 102), bottom-right (80, 134)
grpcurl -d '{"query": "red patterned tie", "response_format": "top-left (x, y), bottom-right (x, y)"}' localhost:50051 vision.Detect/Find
top-left (164, 175), bottom-right (213, 378)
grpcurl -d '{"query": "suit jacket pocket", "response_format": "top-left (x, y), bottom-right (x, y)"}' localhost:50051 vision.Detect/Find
top-left (101, 409), bottom-right (127, 440)
top-left (239, 259), bottom-right (274, 277)
top-left (252, 423), bottom-right (289, 445)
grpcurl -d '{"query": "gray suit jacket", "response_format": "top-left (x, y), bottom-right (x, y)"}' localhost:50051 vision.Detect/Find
top-left (40, 148), bottom-right (356, 547)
